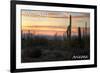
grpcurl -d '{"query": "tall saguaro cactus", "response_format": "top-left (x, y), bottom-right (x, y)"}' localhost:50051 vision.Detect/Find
top-left (85, 22), bottom-right (87, 36)
top-left (78, 27), bottom-right (82, 48)
top-left (78, 27), bottom-right (81, 41)
top-left (67, 15), bottom-right (72, 40)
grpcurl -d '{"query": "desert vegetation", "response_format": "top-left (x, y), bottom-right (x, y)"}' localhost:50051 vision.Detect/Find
top-left (21, 32), bottom-right (90, 63)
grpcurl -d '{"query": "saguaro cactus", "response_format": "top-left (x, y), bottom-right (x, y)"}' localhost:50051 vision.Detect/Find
top-left (67, 15), bottom-right (72, 40)
top-left (78, 27), bottom-right (81, 40)
top-left (78, 27), bottom-right (82, 48)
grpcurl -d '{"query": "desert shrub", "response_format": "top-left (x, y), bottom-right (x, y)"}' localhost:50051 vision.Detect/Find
top-left (22, 48), bottom-right (42, 58)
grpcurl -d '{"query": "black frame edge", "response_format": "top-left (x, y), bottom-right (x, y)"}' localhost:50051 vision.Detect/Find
top-left (15, 0), bottom-right (96, 9)
top-left (15, 64), bottom-right (96, 72)
top-left (10, 1), bottom-right (16, 73)
top-left (94, 6), bottom-right (97, 67)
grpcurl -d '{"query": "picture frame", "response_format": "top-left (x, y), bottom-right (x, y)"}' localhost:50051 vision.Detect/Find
top-left (10, 0), bottom-right (97, 72)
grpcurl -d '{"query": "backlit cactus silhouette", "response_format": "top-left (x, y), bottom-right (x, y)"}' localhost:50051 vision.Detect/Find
top-left (67, 15), bottom-right (72, 40)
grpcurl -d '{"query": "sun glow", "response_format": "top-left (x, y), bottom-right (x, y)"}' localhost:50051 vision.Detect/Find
top-left (21, 10), bottom-right (90, 36)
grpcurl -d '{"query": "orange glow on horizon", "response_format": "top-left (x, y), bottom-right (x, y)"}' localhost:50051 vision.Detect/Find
top-left (22, 26), bottom-right (89, 36)
top-left (21, 10), bottom-right (90, 36)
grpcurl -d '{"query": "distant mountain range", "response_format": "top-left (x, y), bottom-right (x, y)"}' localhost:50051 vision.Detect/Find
top-left (22, 33), bottom-right (89, 41)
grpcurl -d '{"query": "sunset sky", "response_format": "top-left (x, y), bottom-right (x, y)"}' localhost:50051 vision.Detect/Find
top-left (21, 10), bottom-right (90, 36)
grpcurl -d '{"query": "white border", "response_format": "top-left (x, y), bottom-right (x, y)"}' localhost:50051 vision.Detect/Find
top-left (16, 4), bottom-right (94, 69)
